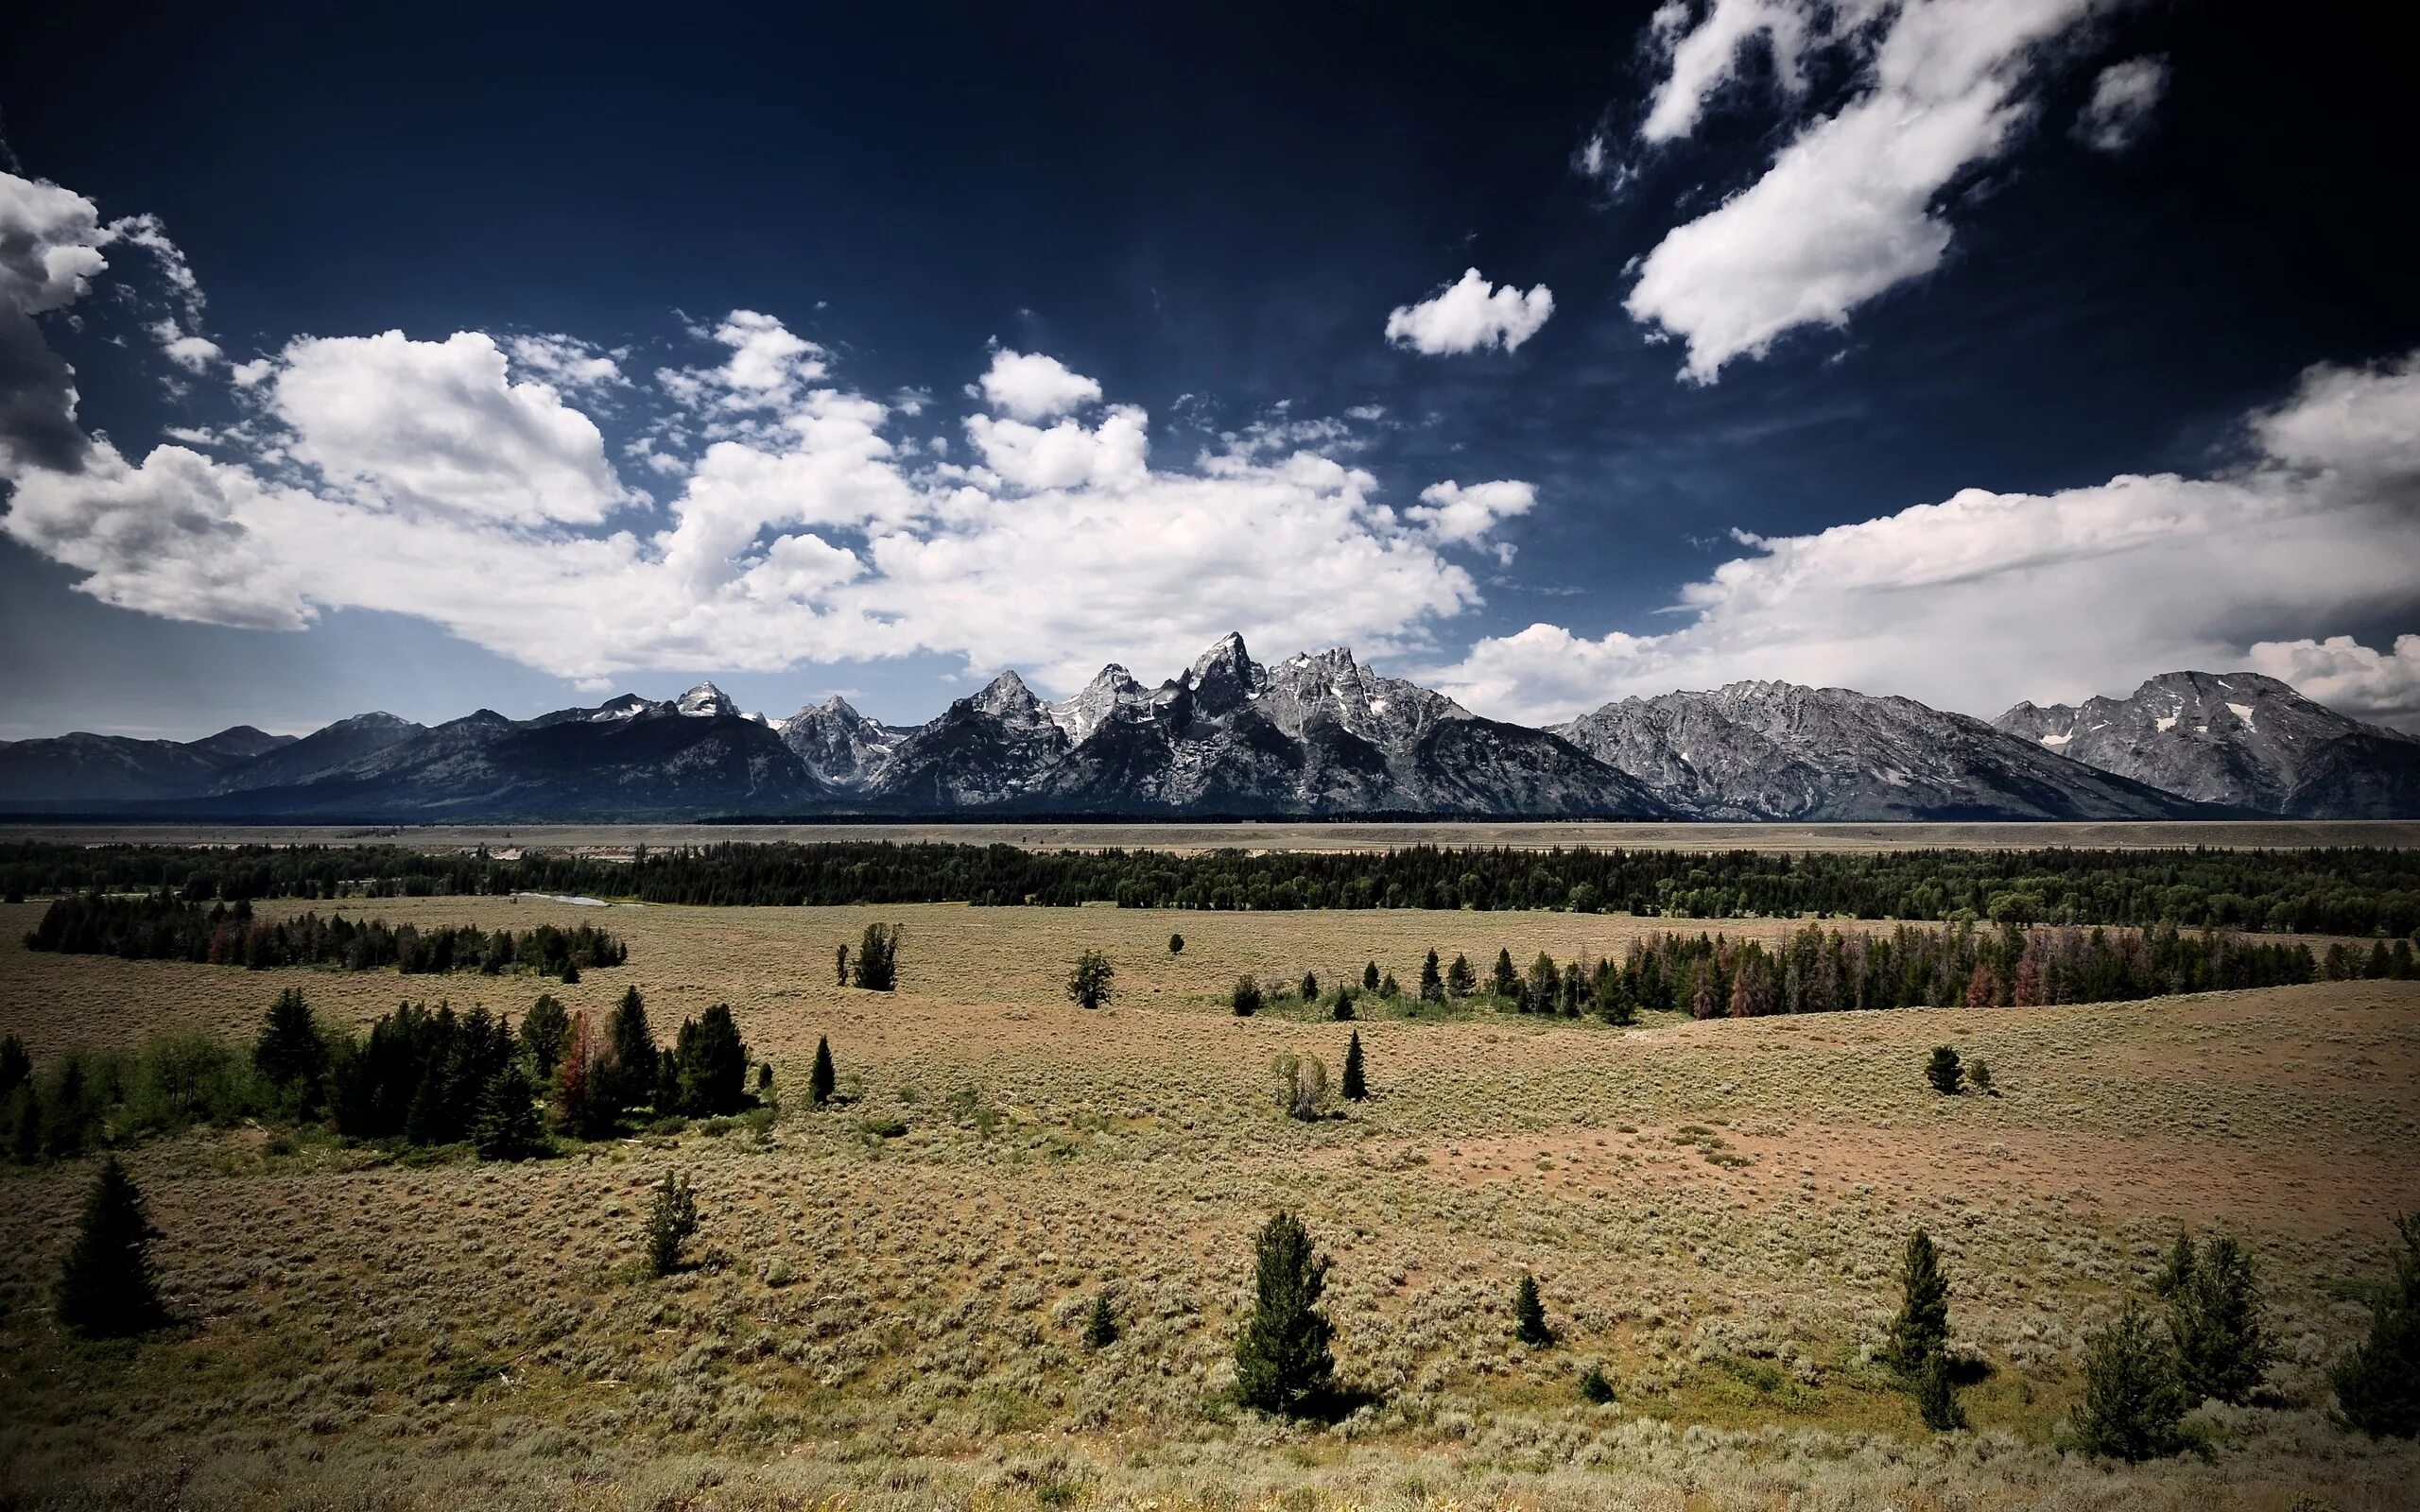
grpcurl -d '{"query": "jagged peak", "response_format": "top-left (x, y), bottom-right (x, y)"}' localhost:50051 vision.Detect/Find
top-left (970, 668), bottom-right (1043, 716)
top-left (677, 680), bottom-right (738, 717)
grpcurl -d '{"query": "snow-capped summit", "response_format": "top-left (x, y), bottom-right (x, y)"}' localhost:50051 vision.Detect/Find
top-left (1049, 663), bottom-right (1147, 744)
top-left (677, 681), bottom-right (740, 718)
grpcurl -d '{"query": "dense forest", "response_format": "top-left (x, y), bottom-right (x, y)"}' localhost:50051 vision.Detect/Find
top-left (3, 839), bottom-right (2416, 937)
top-left (21, 893), bottom-right (624, 979)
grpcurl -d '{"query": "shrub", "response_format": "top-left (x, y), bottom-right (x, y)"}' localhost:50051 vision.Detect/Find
top-left (1580, 1365), bottom-right (1616, 1403)
top-left (1340, 1031), bottom-right (1365, 1102)
top-left (810, 1036), bottom-right (837, 1108)
top-left (2332, 1212), bottom-right (2420, 1437)
top-left (1234, 1211), bottom-right (1335, 1417)
top-left (1271, 1053), bottom-right (1330, 1122)
top-left (1513, 1272), bottom-right (1553, 1347)
top-left (2076, 1301), bottom-right (2190, 1461)
top-left (1067, 950), bottom-right (1115, 1010)
top-left (1966, 1058), bottom-right (1995, 1093)
top-left (1300, 971), bottom-right (1318, 1001)
top-left (2169, 1233), bottom-right (2273, 1404)
top-left (644, 1172), bottom-right (700, 1277)
top-left (1231, 975), bottom-right (1262, 1017)
top-left (1926, 1046), bottom-right (1964, 1095)
top-left (55, 1157), bottom-right (165, 1338)
top-left (851, 923), bottom-right (900, 990)
top-left (1083, 1292), bottom-right (1119, 1349)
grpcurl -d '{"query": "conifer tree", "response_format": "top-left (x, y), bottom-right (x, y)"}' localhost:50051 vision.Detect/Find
top-left (1231, 975), bottom-right (1262, 1017)
top-left (810, 1036), bottom-right (837, 1108)
top-left (851, 923), bottom-right (900, 990)
top-left (521, 993), bottom-right (570, 1079)
top-left (1084, 1291), bottom-right (1119, 1348)
top-left (1446, 953), bottom-right (1476, 996)
top-left (2153, 1231), bottom-right (2198, 1297)
top-left (1, 1032), bottom-right (33, 1098)
top-left (1379, 971), bottom-right (1400, 999)
top-left (835, 943), bottom-right (849, 987)
top-left (44, 1057), bottom-right (87, 1159)
top-left (645, 1172), bottom-right (699, 1277)
top-left (1926, 1045), bottom-right (1964, 1094)
top-left (55, 1157), bottom-right (164, 1337)
top-left (1419, 948), bottom-right (1443, 1003)
top-left (9, 1088), bottom-right (40, 1163)
top-left (1235, 1211), bottom-right (1335, 1417)
top-left (607, 987), bottom-right (658, 1111)
top-left (1168, 933), bottom-right (1184, 955)
top-left (1580, 1365), bottom-right (1616, 1403)
top-left (1915, 1349), bottom-right (1967, 1431)
top-left (1300, 970), bottom-right (1319, 1001)
top-left (1341, 1030), bottom-right (1365, 1101)
top-left (255, 988), bottom-right (330, 1110)
top-left (2333, 1213), bottom-right (2420, 1437)
top-left (1067, 950), bottom-right (1115, 1010)
top-left (1885, 1228), bottom-right (1951, 1378)
top-left (672, 1003), bottom-right (750, 1116)
top-left (1492, 948), bottom-right (1518, 999)
top-left (1513, 1272), bottom-right (1553, 1347)
top-left (2169, 1233), bottom-right (2273, 1404)
top-left (473, 1062), bottom-right (544, 1161)
top-left (2076, 1301), bottom-right (2189, 1461)
top-left (1362, 961), bottom-right (1379, 992)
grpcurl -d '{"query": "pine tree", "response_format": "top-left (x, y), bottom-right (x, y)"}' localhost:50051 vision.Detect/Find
top-left (1446, 953), bottom-right (1476, 996)
top-left (2333, 1213), bottom-right (2420, 1437)
top-left (9, 1088), bottom-right (40, 1163)
top-left (1513, 1272), bottom-right (1553, 1347)
top-left (2169, 1233), bottom-right (2273, 1404)
top-left (252, 988), bottom-right (327, 1108)
top-left (2076, 1301), bottom-right (2190, 1461)
top-left (1915, 1349), bottom-right (1967, 1431)
top-left (672, 1003), bottom-right (750, 1116)
top-left (644, 1172), bottom-right (699, 1277)
top-left (404, 1056), bottom-right (446, 1145)
top-left (1379, 971), bottom-right (1400, 1000)
top-left (1300, 970), bottom-right (1319, 1001)
top-left (1885, 1228), bottom-right (1951, 1378)
top-left (1580, 1365), bottom-right (1616, 1403)
top-left (1926, 1045), bottom-right (1964, 1095)
top-left (607, 987), bottom-right (658, 1111)
top-left (835, 943), bottom-right (850, 987)
top-left (1084, 1291), bottom-right (1119, 1348)
top-left (473, 1062), bottom-right (544, 1161)
top-left (1341, 1030), bottom-right (1366, 1101)
top-left (44, 1058), bottom-right (86, 1158)
top-left (521, 993), bottom-right (570, 1079)
top-left (1234, 1211), bottom-right (1336, 1417)
top-left (1168, 933), bottom-right (1184, 955)
top-left (2153, 1231), bottom-right (2198, 1297)
top-left (1231, 975), bottom-right (1262, 1017)
top-left (1067, 950), bottom-right (1115, 1010)
top-left (810, 1036), bottom-right (837, 1108)
top-left (1492, 948), bottom-right (1518, 999)
top-left (1419, 949), bottom-right (1443, 1003)
top-left (1362, 961), bottom-right (1379, 992)
top-left (55, 1157), bottom-right (164, 1337)
top-left (851, 923), bottom-right (900, 991)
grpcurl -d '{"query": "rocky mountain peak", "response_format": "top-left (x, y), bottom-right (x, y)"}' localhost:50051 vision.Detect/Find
top-left (1183, 632), bottom-right (1263, 717)
top-left (676, 681), bottom-right (739, 718)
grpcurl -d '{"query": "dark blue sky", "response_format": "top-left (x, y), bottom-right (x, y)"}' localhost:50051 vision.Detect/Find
top-left (3, 1), bottom-right (2415, 736)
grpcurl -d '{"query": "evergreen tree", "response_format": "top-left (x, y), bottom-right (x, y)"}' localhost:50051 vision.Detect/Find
top-left (2333, 1213), bottom-right (2420, 1437)
top-left (1084, 1291), bottom-right (1119, 1348)
top-left (404, 1056), bottom-right (447, 1144)
top-left (252, 988), bottom-right (329, 1114)
top-left (521, 993), bottom-right (570, 1079)
top-left (1492, 948), bottom-right (1518, 999)
top-left (44, 1058), bottom-right (87, 1158)
top-left (1580, 1365), bottom-right (1616, 1403)
top-left (0, 1033), bottom-right (30, 1098)
top-left (1300, 970), bottom-right (1319, 1001)
top-left (553, 1011), bottom-right (616, 1139)
top-left (2169, 1233), bottom-right (2273, 1404)
top-left (1168, 933), bottom-right (1184, 955)
top-left (1926, 1045), bottom-right (1964, 1095)
top-left (1362, 961), bottom-right (1380, 992)
top-left (851, 923), bottom-right (900, 991)
top-left (1513, 1272), bottom-right (1553, 1347)
top-left (1379, 971), bottom-right (1400, 1000)
top-left (1446, 953), bottom-right (1476, 996)
top-left (607, 987), bottom-right (658, 1111)
top-left (55, 1157), bottom-right (164, 1338)
top-left (835, 943), bottom-right (850, 986)
top-left (672, 1003), bottom-right (750, 1116)
top-left (1885, 1228), bottom-right (1951, 1377)
top-left (1329, 988), bottom-right (1355, 1022)
top-left (1231, 975), bottom-right (1262, 1017)
top-left (810, 1036), bottom-right (837, 1108)
top-left (1235, 1211), bottom-right (1336, 1417)
top-left (1419, 948), bottom-right (1443, 1003)
top-left (2076, 1302), bottom-right (2190, 1461)
top-left (1067, 950), bottom-right (1116, 1010)
top-left (644, 1172), bottom-right (699, 1277)
top-left (1915, 1349), bottom-right (1968, 1431)
top-left (2153, 1231), bottom-right (2198, 1297)
top-left (1341, 1030), bottom-right (1366, 1101)
top-left (473, 1062), bottom-right (544, 1161)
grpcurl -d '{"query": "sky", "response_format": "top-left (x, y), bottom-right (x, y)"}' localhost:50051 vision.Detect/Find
top-left (1, 0), bottom-right (2415, 741)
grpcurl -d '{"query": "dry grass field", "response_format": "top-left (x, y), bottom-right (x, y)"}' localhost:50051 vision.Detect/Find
top-left (4, 895), bottom-right (2418, 1510)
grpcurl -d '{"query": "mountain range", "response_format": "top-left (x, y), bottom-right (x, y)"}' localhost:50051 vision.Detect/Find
top-left (3, 634), bottom-right (2414, 820)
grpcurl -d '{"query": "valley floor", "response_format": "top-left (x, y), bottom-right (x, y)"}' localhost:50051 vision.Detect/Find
top-left (3, 898), bottom-right (2417, 1509)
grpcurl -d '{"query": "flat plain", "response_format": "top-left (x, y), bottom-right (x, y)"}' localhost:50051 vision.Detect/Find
top-left (3, 894), bottom-right (2417, 1510)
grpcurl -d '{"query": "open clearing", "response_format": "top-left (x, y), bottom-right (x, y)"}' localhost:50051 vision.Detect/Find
top-left (3, 896), bottom-right (2417, 1509)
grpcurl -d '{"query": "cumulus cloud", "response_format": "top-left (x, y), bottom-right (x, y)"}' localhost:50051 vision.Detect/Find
top-left (0, 171), bottom-right (112, 473)
top-left (0, 174), bottom-right (1536, 694)
top-left (977, 348), bottom-right (1102, 421)
top-left (1423, 350), bottom-right (2420, 725)
top-left (2075, 56), bottom-right (2169, 153)
top-left (1384, 267), bottom-right (1554, 355)
top-left (1625, 0), bottom-right (2105, 381)
top-left (2248, 636), bottom-right (2420, 732)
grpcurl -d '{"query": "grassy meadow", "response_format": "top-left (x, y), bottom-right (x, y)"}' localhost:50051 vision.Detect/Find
top-left (3, 894), bottom-right (2417, 1509)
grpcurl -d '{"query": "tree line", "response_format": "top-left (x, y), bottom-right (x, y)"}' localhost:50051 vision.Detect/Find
top-left (5, 839), bottom-right (2418, 936)
top-left (22, 893), bottom-right (625, 980)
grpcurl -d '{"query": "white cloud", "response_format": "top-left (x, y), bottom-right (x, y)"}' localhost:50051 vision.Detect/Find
top-left (0, 171), bottom-right (112, 473)
top-left (965, 404), bottom-right (1149, 492)
top-left (977, 348), bottom-right (1102, 421)
top-left (265, 330), bottom-right (629, 525)
top-left (507, 333), bottom-right (627, 392)
top-left (161, 333), bottom-right (223, 371)
top-left (1384, 267), bottom-right (1555, 355)
top-left (1637, 0), bottom-right (1838, 145)
top-left (2075, 56), bottom-right (2169, 153)
top-left (1408, 479), bottom-right (1536, 544)
top-left (1625, 0), bottom-right (2103, 382)
top-left (1424, 350), bottom-right (2420, 724)
top-left (2247, 635), bottom-right (2420, 732)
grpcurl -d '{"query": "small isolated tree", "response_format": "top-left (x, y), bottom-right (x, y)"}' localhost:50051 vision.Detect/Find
top-left (2076, 1301), bottom-right (2190, 1461)
top-left (1300, 970), bottom-right (1319, 1002)
top-left (834, 943), bottom-right (849, 987)
top-left (55, 1156), bottom-right (164, 1337)
top-left (1067, 950), bottom-right (1115, 1011)
top-left (1915, 1349), bottom-right (1968, 1431)
top-left (522, 993), bottom-right (570, 1080)
top-left (810, 1036), bottom-right (837, 1108)
top-left (1419, 949), bottom-right (1443, 1003)
top-left (1168, 933), bottom-right (1184, 955)
top-left (1271, 1053), bottom-right (1331, 1122)
top-left (1885, 1228), bottom-right (1951, 1378)
top-left (252, 987), bottom-right (328, 1113)
top-left (1084, 1291), bottom-right (1119, 1349)
top-left (1235, 1211), bottom-right (1335, 1417)
top-left (1232, 975), bottom-right (1262, 1016)
top-left (2169, 1233), bottom-right (2273, 1405)
top-left (474, 1062), bottom-right (544, 1161)
top-left (1446, 953), bottom-right (1476, 997)
top-left (1580, 1365), bottom-right (1616, 1403)
top-left (2333, 1212), bottom-right (2420, 1437)
top-left (1379, 971), bottom-right (1400, 1000)
top-left (1513, 1272), bottom-right (1553, 1347)
top-left (1341, 1030), bottom-right (1366, 1102)
top-left (1926, 1045), bottom-right (1964, 1095)
top-left (644, 1172), bottom-right (700, 1277)
top-left (1329, 988), bottom-right (1355, 1022)
top-left (852, 923), bottom-right (901, 991)
top-left (1966, 1058), bottom-right (1996, 1094)
top-left (1362, 961), bottom-right (1380, 992)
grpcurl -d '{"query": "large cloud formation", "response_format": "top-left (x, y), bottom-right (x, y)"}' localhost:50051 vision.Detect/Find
top-left (1623, 0), bottom-right (2114, 381)
top-left (0, 170), bottom-right (1527, 696)
top-left (1425, 351), bottom-right (2420, 729)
